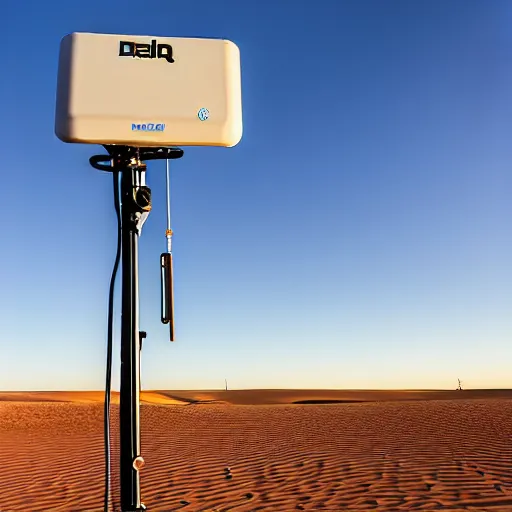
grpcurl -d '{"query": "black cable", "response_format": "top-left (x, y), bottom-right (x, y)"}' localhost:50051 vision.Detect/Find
top-left (104, 170), bottom-right (121, 512)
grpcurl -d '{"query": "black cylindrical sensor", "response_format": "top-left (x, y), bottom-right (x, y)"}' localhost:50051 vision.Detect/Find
top-left (160, 252), bottom-right (174, 341)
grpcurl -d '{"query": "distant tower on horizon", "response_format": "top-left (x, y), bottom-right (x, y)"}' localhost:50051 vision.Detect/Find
top-left (457, 378), bottom-right (463, 391)
top-left (225, 379), bottom-right (228, 391)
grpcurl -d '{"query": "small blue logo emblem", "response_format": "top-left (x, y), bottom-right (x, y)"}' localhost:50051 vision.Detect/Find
top-left (198, 108), bottom-right (210, 121)
top-left (132, 123), bottom-right (165, 132)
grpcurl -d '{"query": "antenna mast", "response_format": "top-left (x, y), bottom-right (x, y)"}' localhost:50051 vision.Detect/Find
top-left (56, 31), bottom-right (242, 512)
top-left (91, 146), bottom-right (183, 511)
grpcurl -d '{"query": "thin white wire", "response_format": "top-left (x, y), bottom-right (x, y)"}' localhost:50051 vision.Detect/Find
top-left (166, 159), bottom-right (172, 253)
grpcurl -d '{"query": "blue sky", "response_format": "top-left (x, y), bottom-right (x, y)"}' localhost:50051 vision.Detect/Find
top-left (2, 0), bottom-right (512, 390)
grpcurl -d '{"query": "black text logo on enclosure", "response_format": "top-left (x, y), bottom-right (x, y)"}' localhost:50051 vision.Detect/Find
top-left (119, 40), bottom-right (175, 63)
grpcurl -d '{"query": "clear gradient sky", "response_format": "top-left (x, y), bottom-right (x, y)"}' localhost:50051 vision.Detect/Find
top-left (2, 0), bottom-right (512, 391)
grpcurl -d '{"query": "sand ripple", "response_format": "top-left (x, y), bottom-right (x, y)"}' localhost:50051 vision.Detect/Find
top-left (0, 398), bottom-right (511, 511)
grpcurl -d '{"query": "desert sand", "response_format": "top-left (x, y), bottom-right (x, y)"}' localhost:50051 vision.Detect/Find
top-left (1, 389), bottom-right (511, 511)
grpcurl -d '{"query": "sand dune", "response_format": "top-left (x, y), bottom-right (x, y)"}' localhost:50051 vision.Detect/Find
top-left (0, 390), bottom-right (511, 511)
top-left (156, 388), bottom-right (512, 405)
top-left (0, 391), bottom-right (190, 406)
top-left (2, 388), bottom-right (510, 406)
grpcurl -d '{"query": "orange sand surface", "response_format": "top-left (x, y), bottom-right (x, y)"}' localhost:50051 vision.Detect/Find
top-left (0, 390), bottom-right (511, 511)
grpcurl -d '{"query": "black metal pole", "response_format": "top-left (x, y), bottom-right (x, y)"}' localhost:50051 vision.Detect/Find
top-left (90, 145), bottom-right (182, 512)
top-left (119, 165), bottom-right (148, 512)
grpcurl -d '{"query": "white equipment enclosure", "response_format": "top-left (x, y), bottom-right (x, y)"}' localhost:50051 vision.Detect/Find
top-left (55, 32), bottom-right (243, 147)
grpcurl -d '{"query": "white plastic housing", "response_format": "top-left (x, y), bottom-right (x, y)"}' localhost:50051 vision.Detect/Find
top-left (55, 32), bottom-right (242, 147)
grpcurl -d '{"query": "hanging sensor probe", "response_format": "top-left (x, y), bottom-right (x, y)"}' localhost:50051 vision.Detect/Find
top-left (161, 252), bottom-right (174, 341)
top-left (161, 159), bottom-right (175, 341)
